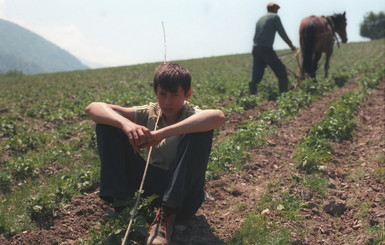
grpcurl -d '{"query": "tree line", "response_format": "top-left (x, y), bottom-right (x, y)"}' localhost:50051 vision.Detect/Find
top-left (360, 11), bottom-right (385, 40)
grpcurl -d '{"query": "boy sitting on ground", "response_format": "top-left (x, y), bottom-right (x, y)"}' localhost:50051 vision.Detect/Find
top-left (85, 63), bottom-right (225, 245)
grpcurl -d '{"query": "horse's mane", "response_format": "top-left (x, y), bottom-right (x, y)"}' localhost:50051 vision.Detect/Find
top-left (330, 13), bottom-right (346, 23)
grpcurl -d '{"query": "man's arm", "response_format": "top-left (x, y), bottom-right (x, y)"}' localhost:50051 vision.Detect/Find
top-left (85, 102), bottom-right (152, 152)
top-left (275, 16), bottom-right (296, 50)
top-left (141, 109), bottom-right (225, 148)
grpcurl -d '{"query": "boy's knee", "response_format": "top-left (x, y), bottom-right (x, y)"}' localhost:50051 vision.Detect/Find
top-left (96, 123), bottom-right (112, 134)
top-left (96, 123), bottom-right (124, 136)
top-left (181, 130), bottom-right (213, 144)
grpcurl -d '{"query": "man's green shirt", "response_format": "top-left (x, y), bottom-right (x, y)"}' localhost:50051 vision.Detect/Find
top-left (253, 13), bottom-right (293, 48)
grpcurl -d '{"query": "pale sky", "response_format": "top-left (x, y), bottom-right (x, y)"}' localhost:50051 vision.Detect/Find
top-left (0, 0), bottom-right (384, 68)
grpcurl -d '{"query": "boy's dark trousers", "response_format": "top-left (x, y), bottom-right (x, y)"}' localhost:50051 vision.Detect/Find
top-left (95, 124), bottom-right (213, 220)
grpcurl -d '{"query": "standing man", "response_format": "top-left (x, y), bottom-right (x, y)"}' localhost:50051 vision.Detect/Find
top-left (249, 2), bottom-right (296, 95)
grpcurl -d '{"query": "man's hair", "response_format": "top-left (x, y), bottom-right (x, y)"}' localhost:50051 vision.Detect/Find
top-left (153, 63), bottom-right (191, 95)
top-left (267, 2), bottom-right (280, 12)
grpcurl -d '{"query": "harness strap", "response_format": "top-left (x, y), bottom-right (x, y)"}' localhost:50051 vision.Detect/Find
top-left (325, 16), bottom-right (340, 48)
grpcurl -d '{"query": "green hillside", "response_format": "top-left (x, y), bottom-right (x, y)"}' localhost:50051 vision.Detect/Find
top-left (0, 19), bottom-right (88, 74)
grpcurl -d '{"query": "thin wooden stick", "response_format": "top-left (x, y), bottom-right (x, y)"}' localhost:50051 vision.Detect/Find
top-left (162, 21), bottom-right (167, 64)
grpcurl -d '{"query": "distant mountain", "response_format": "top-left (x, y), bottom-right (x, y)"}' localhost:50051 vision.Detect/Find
top-left (0, 19), bottom-right (88, 74)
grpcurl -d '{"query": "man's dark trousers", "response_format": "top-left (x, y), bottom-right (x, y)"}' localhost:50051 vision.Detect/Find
top-left (249, 44), bottom-right (289, 94)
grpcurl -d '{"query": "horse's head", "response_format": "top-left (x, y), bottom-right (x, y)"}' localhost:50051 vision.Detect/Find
top-left (332, 12), bottom-right (348, 43)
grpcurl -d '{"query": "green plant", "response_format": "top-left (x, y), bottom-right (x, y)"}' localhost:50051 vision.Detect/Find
top-left (360, 69), bottom-right (384, 89)
top-left (26, 195), bottom-right (58, 223)
top-left (208, 137), bottom-right (250, 178)
top-left (309, 116), bottom-right (354, 142)
top-left (0, 215), bottom-right (14, 236)
top-left (333, 75), bottom-right (349, 87)
top-left (236, 95), bottom-right (260, 110)
top-left (228, 214), bottom-right (291, 245)
top-left (307, 92), bottom-right (363, 142)
top-left (257, 109), bottom-right (287, 125)
top-left (3, 132), bottom-right (49, 155)
top-left (88, 195), bottom-right (157, 244)
top-left (8, 157), bottom-right (40, 181)
top-left (0, 172), bottom-right (11, 193)
top-left (236, 119), bottom-right (268, 147)
top-left (295, 137), bottom-right (333, 173)
top-left (0, 119), bottom-right (17, 137)
top-left (368, 220), bottom-right (385, 245)
top-left (276, 90), bottom-right (312, 115)
top-left (374, 166), bottom-right (385, 183)
top-left (298, 77), bottom-right (336, 96)
top-left (301, 173), bottom-right (329, 196)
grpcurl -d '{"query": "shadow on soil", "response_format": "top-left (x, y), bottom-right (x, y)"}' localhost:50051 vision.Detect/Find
top-left (173, 215), bottom-right (225, 245)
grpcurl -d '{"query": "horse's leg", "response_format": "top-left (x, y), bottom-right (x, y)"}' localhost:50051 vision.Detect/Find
top-left (324, 49), bottom-right (333, 78)
top-left (301, 24), bottom-right (315, 79)
top-left (311, 52), bottom-right (322, 79)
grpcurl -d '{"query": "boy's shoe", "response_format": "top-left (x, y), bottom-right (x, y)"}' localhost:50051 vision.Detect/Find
top-left (146, 207), bottom-right (176, 245)
top-left (111, 198), bottom-right (129, 214)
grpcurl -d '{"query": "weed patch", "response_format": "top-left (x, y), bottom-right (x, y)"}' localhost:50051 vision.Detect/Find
top-left (228, 214), bottom-right (291, 245)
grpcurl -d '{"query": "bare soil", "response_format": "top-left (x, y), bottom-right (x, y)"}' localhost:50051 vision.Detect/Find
top-left (1, 79), bottom-right (384, 245)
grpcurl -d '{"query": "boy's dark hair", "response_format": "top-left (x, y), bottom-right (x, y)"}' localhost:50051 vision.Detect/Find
top-left (153, 63), bottom-right (191, 95)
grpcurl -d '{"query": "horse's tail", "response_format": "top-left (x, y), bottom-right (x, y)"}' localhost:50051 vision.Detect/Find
top-left (301, 25), bottom-right (315, 77)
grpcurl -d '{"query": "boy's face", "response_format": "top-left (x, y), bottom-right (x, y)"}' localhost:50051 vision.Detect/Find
top-left (156, 85), bottom-right (192, 120)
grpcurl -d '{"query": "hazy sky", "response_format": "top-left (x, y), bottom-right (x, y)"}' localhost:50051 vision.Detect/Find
top-left (0, 0), bottom-right (384, 68)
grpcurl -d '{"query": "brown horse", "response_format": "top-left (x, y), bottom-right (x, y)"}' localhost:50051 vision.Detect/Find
top-left (299, 12), bottom-right (347, 79)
